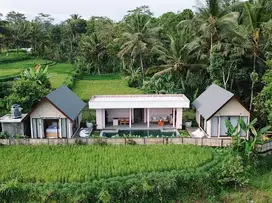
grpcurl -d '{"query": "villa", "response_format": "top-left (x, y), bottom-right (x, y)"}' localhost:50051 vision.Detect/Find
top-left (192, 84), bottom-right (250, 138)
top-left (0, 86), bottom-right (86, 138)
top-left (88, 94), bottom-right (190, 130)
top-left (1, 84), bottom-right (251, 139)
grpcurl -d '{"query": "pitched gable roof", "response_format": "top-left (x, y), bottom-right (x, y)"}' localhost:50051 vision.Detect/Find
top-left (45, 85), bottom-right (86, 121)
top-left (192, 84), bottom-right (234, 120)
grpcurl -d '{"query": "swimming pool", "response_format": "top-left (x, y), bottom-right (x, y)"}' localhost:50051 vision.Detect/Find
top-left (101, 129), bottom-right (179, 138)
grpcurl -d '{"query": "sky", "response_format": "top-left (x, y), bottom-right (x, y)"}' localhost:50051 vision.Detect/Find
top-left (1, 0), bottom-right (197, 22)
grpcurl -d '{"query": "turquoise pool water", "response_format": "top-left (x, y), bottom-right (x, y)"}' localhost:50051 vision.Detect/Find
top-left (102, 129), bottom-right (178, 138)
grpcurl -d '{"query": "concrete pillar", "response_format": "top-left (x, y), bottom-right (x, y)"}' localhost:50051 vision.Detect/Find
top-left (144, 109), bottom-right (147, 123)
top-left (102, 109), bottom-right (106, 129)
top-left (132, 108), bottom-right (134, 123)
top-left (173, 108), bottom-right (176, 128)
top-left (176, 108), bottom-right (183, 129)
top-left (147, 108), bottom-right (150, 128)
top-left (129, 108), bottom-right (132, 128)
top-left (218, 115), bottom-right (221, 138)
top-left (58, 119), bottom-right (62, 138)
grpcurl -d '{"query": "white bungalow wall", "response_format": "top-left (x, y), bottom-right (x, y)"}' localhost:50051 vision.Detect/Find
top-left (30, 100), bottom-right (66, 138)
top-left (206, 119), bottom-right (212, 137)
top-left (176, 108), bottom-right (183, 129)
top-left (196, 110), bottom-right (200, 125)
top-left (205, 98), bottom-right (250, 137)
top-left (31, 100), bottom-right (66, 119)
top-left (214, 98), bottom-right (250, 117)
top-left (96, 109), bottom-right (105, 129)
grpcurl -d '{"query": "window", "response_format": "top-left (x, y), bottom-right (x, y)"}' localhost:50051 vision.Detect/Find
top-left (200, 115), bottom-right (205, 130)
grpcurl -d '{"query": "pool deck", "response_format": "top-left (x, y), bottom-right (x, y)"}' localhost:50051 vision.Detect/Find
top-left (101, 124), bottom-right (179, 137)
top-left (104, 123), bottom-right (175, 130)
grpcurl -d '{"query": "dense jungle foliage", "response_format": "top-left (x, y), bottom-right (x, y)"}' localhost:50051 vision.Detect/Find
top-left (1, 0), bottom-right (272, 126)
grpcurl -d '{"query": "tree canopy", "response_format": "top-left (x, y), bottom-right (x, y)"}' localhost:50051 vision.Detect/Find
top-left (0, 0), bottom-right (272, 124)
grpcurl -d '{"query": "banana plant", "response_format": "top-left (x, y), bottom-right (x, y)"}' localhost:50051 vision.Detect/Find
top-left (22, 65), bottom-right (51, 88)
top-left (225, 118), bottom-right (271, 164)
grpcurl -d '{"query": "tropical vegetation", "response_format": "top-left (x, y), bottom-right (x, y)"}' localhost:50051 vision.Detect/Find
top-left (0, 1), bottom-right (271, 125)
top-left (0, 1), bottom-right (272, 201)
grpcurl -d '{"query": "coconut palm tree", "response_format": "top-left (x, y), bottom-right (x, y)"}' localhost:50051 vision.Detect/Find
top-left (118, 11), bottom-right (161, 80)
top-left (10, 21), bottom-right (31, 56)
top-left (231, 0), bottom-right (271, 110)
top-left (179, 0), bottom-right (240, 55)
top-left (0, 16), bottom-right (9, 52)
top-left (147, 30), bottom-right (206, 77)
top-left (80, 33), bottom-right (107, 74)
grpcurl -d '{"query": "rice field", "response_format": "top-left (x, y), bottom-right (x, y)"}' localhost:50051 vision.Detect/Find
top-left (0, 69), bottom-right (21, 77)
top-left (49, 73), bottom-right (69, 88)
top-left (0, 145), bottom-right (213, 183)
top-left (0, 57), bottom-right (74, 76)
top-left (72, 77), bottom-right (143, 101)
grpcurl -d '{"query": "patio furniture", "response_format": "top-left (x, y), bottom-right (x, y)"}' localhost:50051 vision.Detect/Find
top-left (158, 120), bottom-right (164, 126)
top-left (113, 118), bottom-right (119, 126)
top-left (151, 116), bottom-right (169, 123)
top-left (120, 118), bottom-right (129, 125)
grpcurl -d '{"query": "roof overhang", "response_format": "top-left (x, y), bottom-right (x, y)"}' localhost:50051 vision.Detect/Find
top-left (89, 94), bottom-right (190, 109)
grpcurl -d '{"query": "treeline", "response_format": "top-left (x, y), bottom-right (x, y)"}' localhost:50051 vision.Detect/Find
top-left (0, 0), bottom-right (272, 125)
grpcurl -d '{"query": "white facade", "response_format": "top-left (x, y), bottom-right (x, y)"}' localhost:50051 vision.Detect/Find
top-left (89, 95), bottom-right (190, 130)
top-left (30, 100), bottom-right (82, 138)
top-left (196, 98), bottom-right (250, 138)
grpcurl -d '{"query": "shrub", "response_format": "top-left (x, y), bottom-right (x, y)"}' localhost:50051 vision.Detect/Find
top-left (0, 132), bottom-right (9, 139)
top-left (63, 75), bottom-right (75, 89)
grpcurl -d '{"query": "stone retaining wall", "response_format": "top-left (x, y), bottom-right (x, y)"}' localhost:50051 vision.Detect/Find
top-left (0, 137), bottom-right (233, 147)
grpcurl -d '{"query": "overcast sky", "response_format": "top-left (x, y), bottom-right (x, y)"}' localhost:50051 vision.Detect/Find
top-left (1, 0), bottom-right (198, 22)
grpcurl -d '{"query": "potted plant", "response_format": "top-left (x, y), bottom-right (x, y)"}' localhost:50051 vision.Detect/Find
top-left (184, 114), bottom-right (192, 128)
top-left (85, 113), bottom-right (95, 128)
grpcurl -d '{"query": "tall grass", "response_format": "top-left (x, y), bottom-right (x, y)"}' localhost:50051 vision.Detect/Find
top-left (0, 145), bottom-right (212, 183)
top-left (73, 78), bottom-right (143, 101)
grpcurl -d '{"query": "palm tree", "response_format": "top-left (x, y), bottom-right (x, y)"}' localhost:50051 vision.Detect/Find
top-left (0, 15), bottom-right (9, 53)
top-left (10, 21), bottom-right (31, 56)
top-left (231, 0), bottom-right (271, 110)
top-left (244, 0), bottom-right (271, 110)
top-left (179, 0), bottom-right (239, 55)
top-left (118, 11), bottom-right (161, 80)
top-left (147, 31), bottom-right (206, 77)
top-left (80, 33), bottom-right (107, 74)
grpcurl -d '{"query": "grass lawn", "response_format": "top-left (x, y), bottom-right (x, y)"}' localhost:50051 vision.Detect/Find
top-left (0, 59), bottom-right (74, 76)
top-left (0, 57), bottom-right (74, 88)
top-left (47, 62), bottom-right (74, 74)
top-left (73, 77), bottom-right (143, 101)
top-left (0, 69), bottom-right (21, 77)
top-left (0, 145), bottom-right (212, 183)
top-left (82, 74), bottom-right (121, 80)
top-left (249, 156), bottom-right (272, 196)
top-left (49, 74), bottom-right (69, 88)
top-left (0, 59), bottom-right (47, 70)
